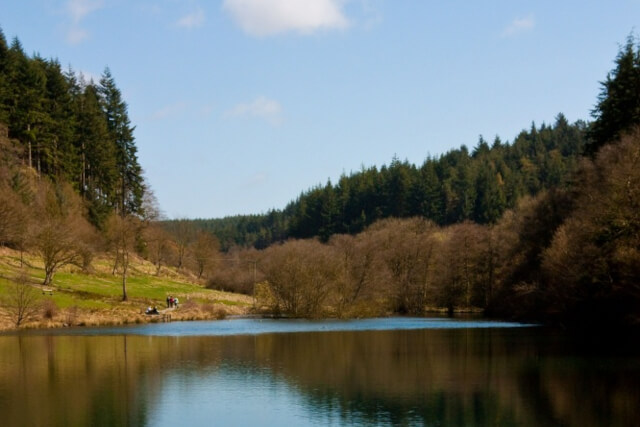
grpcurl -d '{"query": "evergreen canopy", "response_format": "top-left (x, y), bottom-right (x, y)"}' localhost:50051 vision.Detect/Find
top-left (0, 29), bottom-right (145, 228)
top-left (588, 35), bottom-right (640, 154)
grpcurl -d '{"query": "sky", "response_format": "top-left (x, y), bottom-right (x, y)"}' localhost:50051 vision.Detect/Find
top-left (1, 0), bottom-right (639, 219)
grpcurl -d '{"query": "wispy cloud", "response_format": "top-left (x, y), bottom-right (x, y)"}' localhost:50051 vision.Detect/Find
top-left (176, 7), bottom-right (205, 29)
top-left (501, 14), bottom-right (535, 37)
top-left (66, 27), bottom-right (89, 44)
top-left (150, 102), bottom-right (188, 121)
top-left (225, 96), bottom-right (283, 125)
top-left (67, 0), bottom-right (103, 23)
top-left (223, 0), bottom-right (349, 37)
top-left (360, 0), bottom-right (383, 30)
top-left (65, 0), bottom-right (104, 44)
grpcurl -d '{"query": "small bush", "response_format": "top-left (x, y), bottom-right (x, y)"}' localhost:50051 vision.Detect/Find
top-left (64, 306), bottom-right (79, 326)
top-left (42, 299), bottom-right (58, 320)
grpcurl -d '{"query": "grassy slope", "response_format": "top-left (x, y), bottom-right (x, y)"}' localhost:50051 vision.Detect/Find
top-left (0, 247), bottom-right (253, 330)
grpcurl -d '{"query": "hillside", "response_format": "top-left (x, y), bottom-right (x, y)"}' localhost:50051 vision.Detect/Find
top-left (0, 247), bottom-right (252, 330)
top-left (1, 28), bottom-right (639, 330)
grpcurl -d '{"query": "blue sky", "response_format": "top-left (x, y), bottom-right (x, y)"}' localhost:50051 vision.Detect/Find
top-left (1, 0), bottom-right (639, 219)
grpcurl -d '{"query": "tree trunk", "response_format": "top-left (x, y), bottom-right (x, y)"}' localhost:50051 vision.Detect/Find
top-left (27, 124), bottom-right (32, 169)
top-left (112, 249), bottom-right (120, 275)
top-left (121, 251), bottom-right (128, 301)
top-left (43, 269), bottom-right (53, 286)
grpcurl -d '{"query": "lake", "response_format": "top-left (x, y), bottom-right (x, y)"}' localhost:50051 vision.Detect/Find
top-left (1, 317), bottom-right (639, 426)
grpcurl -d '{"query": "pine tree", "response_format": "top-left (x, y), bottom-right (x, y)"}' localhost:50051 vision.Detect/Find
top-left (77, 84), bottom-right (117, 227)
top-left (319, 180), bottom-right (338, 242)
top-left (384, 157), bottom-right (413, 218)
top-left (40, 59), bottom-right (77, 179)
top-left (98, 68), bottom-right (144, 217)
top-left (473, 160), bottom-right (506, 224)
top-left (588, 35), bottom-right (640, 154)
top-left (0, 28), bottom-right (9, 124)
top-left (5, 38), bottom-right (48, 171)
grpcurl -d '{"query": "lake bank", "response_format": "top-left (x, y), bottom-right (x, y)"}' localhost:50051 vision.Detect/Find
top-left (0, 248), bottom-right (500, 333)
top-left (0, 248), bottom-right (253, 331)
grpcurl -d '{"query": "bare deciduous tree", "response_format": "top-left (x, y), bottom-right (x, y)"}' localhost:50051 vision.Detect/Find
top-left (261, 240), bottom-right (337, 317)
top-left (367, 218), bottom-right (438, 314)
top-left (435, 222), bottom-right (490, 312)
top-left (192, 230), bottom-right (220, 279)
top-left (329, 233), bottom-right (379, 316)
top-left (5, 270), bottom-right (41, 328)
top-left (143, 223), bottom-right (172, 275)
top-left (31, 181), bottom-right (91, 286)
top-left (166, 219), bottom-right (196, 270)
top-left (542, 128), bottom-right (640, 325)
top-left (106, 214), bottom-right (140, 301)
top-left (207, 246), bottom-right (263, 295)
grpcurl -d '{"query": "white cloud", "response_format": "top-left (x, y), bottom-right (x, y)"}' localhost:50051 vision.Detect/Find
top-left (150, 102), bottom-right (188, 121)
top-left (225, 96), bottom-right (283, 125)
top-left (176, 8), bottom-right (205, 29)
top-left (66, 27), bottom-right (89, 44)
top-left (223, 0), bottom-right (349, 36)
top-left (67, 0), bottom-right (104, 23)
top-left (501, 14), bottom-right (535, 37)
top-left (65, 0), bottom-right (104, 44)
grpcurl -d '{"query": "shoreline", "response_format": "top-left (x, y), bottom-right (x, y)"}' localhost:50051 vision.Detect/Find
top-left (0, 307), bottom-right (494, 333)
top-left (0, 302), bottom-right (252, 333)
top-left (0, 248), bottom-right (255, 332)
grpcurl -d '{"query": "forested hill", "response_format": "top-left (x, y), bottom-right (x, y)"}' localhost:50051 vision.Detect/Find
top-left (0, 29), bottom-right (145, 228)
top-left (190, 115), bottom-right (587, 250)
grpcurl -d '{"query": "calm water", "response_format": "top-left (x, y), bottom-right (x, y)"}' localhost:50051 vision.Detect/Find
top-left (1, 318), bottom-right (639, 426)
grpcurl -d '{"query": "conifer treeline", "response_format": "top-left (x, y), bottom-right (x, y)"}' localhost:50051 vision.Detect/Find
top-left (191, 115), bottom-right (586, 250)
top-left (0, 29), bottom-right (145, 227)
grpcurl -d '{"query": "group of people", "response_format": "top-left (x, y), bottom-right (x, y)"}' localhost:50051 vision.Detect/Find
top-left (145, 296), bottom-right (179, 315)
top-left (166, 295), bottom-right (179, 308)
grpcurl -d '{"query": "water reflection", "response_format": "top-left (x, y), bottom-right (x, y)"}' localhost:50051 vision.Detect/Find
top-left (0, 324), bottom-right (639, 426)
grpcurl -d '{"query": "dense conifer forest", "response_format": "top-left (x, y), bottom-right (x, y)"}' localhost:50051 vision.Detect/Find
top-left (189, 116), bottom-right (587, 249)
top-left (1, 27), bottom-right (639, 328)
top-left (0, 29), bottom-right (145, 229)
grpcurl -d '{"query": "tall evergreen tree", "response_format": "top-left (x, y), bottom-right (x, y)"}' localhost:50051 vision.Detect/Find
top-left (5, 38), bottom-right (48, 171)
top-left (421, 160), bottom-right (444, 223)
top-left (77, 84), bottom-right (117, 227)
top-left (0, 28), bottom-right (9, 124)
top-left (384, 157), bottom-right (413, 218)
top-left (98, 68), bottom-right (144, 217)
top-left (39, 58), bottom-right (76, 179)
top-left (588, 35), bottom-right (640, 154)
top-left (473, 160), bottom-right (506, 224)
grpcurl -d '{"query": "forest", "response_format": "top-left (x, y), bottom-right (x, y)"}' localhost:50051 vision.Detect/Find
top-left (1, 27), bottom-right (639, 329)
top-left (188, 115), bottom-right (587, 250)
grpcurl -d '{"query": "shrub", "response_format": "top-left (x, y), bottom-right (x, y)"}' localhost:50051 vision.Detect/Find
top-left (41, 299), bottom-right (58, 320)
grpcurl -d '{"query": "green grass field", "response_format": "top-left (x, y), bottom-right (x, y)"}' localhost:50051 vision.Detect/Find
top-left (0, 248), bottom-right (253, 329)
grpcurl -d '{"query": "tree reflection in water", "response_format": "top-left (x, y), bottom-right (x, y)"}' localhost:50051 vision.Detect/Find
top-left (0, 326), bottom-right (638, 426)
